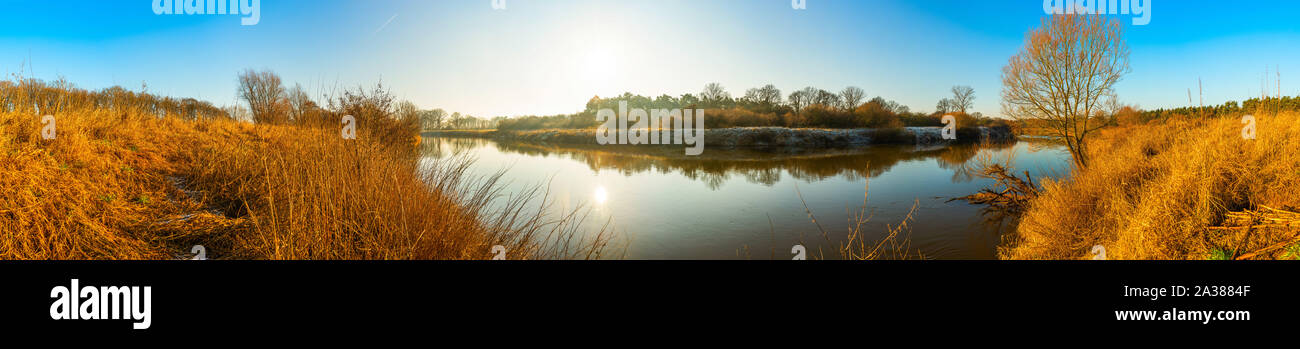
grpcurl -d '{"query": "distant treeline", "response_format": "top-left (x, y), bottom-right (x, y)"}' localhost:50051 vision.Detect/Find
top-left (494, 83), bottom-right (1009, 131)
top-left (1013, 95), bottom-right (1300, 135)
top-left (2, 70), bottom-right (428, 151)
top-left (1, 77), bottom-right (228, 120)
top-left (1130, 96), bottom-right (1300, 124)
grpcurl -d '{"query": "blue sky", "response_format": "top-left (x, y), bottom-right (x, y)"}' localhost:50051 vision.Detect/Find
top-left (1, 0), bottom-right (1297, 118)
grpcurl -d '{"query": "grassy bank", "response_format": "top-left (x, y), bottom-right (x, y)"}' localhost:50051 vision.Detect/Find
top-left (0, 81), bottom-right (610, 260)
top-left (1004, 112), bottom-right (1300, 260)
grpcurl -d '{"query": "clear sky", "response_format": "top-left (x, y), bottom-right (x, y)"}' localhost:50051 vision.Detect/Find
top-left (1, 0), bottom-right (1297, 118)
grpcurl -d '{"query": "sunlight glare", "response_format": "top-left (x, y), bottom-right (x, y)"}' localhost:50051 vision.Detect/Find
top-left (580, 49), bottom-right (617, 83)
top-left (593, 185), bottom-right (609, 205)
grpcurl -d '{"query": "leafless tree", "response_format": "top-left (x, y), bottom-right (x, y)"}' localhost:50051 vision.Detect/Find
top-left (742, 88), bottom-right (763, 105)
top-left (237, 69), bottom-right (287, 124)
top-left (449, 112), bottom-right (463, 129)
top-left (936, 98), bottom-right (954, 114)
top-left (701, 82), bottom-right (730, 104)
top-left (787, 90), bottom-right (809, 113)
top-left (887, 100), bottom-right (908, 114)
top-left (950, 85), bottom-right (975, 113)
top-left (840, 86), bottom-right (865, 110)
top-left (813, 89), bottom-right (840, 108)
top-left (395, 100), bottom-right (420, 125)
top-left (285, 83), bottom-right (314, 123)
top-left (1001, 13), bottom-right (1130, 168)
top-left (422, 108), bottom-right (447, 130)
top-left (799, 86), bottom-right (819, 102)
top-left (748, 84), bottom-right (782, 107)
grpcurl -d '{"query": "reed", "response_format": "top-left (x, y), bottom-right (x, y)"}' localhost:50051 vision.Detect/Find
top-left (0, 78), bottom-right (614, 260)
top-left (1003, 112), bottom-right (1300, 260)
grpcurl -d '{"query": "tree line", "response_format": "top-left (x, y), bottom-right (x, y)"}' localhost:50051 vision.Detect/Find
top-left (494, 83), bottom-right (1005, 131)
top-left (1, 76), bottom-right (227, 120)
top-left (1131, 95), bottom-right (1300, 124)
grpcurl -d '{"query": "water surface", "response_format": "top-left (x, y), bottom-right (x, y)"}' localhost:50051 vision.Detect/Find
top-left (422, 137), bottom-right (1071, 259)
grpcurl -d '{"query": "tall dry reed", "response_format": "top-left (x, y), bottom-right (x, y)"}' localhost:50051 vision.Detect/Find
top-left (1004, 112), bottom-right (1300, 259)
top-left (0, 78), bottom-right (614, 260)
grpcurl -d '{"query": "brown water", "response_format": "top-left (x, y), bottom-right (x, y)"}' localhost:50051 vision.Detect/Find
top-left (421, 137), bottom-right (1071, 259)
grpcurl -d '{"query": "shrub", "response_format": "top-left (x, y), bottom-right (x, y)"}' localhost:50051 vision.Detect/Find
top-left (853, 101), bottom-right (903, 129)
top-left (0, 77), bottom-right (611, 260)
top-left (802, 104), bottom-right (856, 128)
top-left (899, 113), bottom-right (943, 127)
top-left (708, 107), bottom-right (780, 128)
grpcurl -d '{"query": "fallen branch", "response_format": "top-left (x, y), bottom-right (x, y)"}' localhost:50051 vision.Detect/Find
top-left (1207, 205), bottom-right (1300, 260)
top-left (949, 164), bottom-right (1039, 214)
top-left (1235, 232), bottom-right (1300, 260)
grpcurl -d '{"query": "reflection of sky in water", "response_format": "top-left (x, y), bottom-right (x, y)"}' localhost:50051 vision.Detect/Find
top-left (421, 138), bottom-right (1071, 260)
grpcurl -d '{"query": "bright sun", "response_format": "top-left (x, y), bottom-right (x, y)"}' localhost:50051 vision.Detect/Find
top-left (580, 49), bottom-right (617, 82)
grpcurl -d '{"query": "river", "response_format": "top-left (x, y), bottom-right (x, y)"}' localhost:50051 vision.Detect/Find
top-left (421, 136), bottom-right (1071, 259)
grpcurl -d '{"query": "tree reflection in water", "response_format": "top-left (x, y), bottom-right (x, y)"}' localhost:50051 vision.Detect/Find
top-left (435, 138), bottom-right (1018, 190)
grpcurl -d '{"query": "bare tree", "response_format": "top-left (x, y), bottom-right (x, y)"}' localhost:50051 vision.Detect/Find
top-left (1102, 92), bottom-right (1122, 117)
top-left (744, 84), bottom-right (783, 108)
top-left (422, 108), bottom-right (447, 130)
top-left (799, 86), bottom-right (819, 103)
top-left (237, 69), bottom-right (287, 124)
top-left (285, 83), bottom-right (315, 124)
top-left (886, 100), bottom-right (909, 114)
top-left (449, 112), bottom-right (463, 129)
top-left (840, 86), bottom-right (865, 110)
top-left (395, 100), bottom-right (420, 125)
top-left (813, 89), bottom-right (841, 108)
top-left (936, 98), bottom-right (954, 114)
top-left (742, 88), bottom-right (763, 105)
top-left (755, 84), bottom-right (782, 107)
top-left (950, 85), bottom-right (975, 113)
top-left (1001, 13), bottom-right (1130, 168)
top-left (787, 90), bottom-right (809, 113)
top-left (700, 82), bottom-right (730, 105)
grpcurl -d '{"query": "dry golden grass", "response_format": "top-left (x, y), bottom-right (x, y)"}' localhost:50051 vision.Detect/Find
top-left (1003, 112), bottom-right (1300, 260)
top-left (0, 80), bottom-right (613, 260)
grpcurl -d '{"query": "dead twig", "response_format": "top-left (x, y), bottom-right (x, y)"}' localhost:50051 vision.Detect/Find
top-left (949, 164), bottom-right (1040, 215)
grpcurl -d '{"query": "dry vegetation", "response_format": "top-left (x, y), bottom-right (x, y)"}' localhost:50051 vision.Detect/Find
top-left (0, 78), bottom-right (613, 260)
top-left (796, 181), bottom-right (919, 261)
top-left (1002, 112), bottom-right (1300, 260)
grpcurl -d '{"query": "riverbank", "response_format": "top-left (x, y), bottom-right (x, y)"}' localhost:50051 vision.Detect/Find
top-left (425, 126), bottom-right (1014, 150)
top-left (0, 84), bottom-right (607, 260)
top-left (1005, 111), bottom-right (1300, 260)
